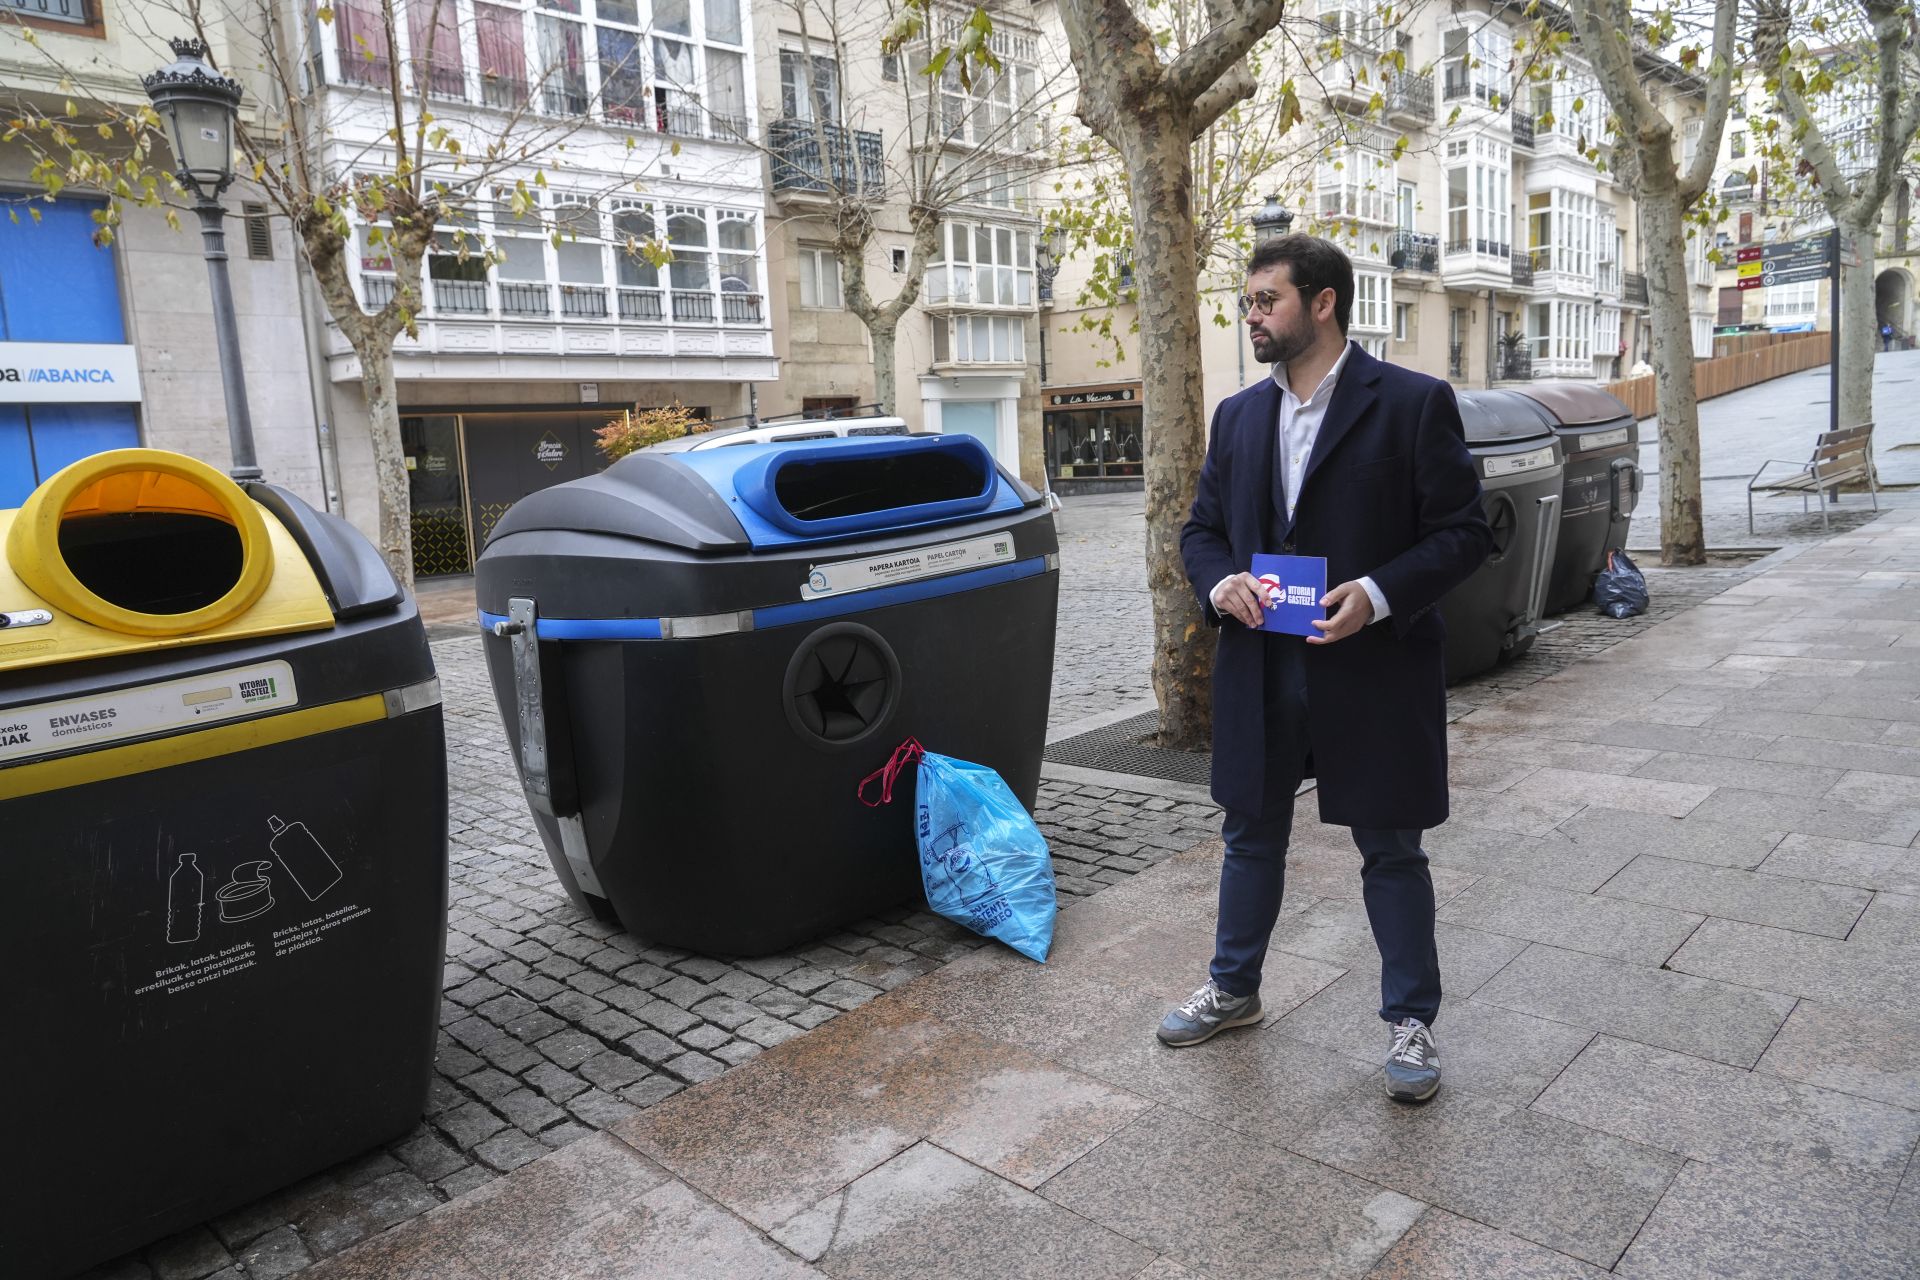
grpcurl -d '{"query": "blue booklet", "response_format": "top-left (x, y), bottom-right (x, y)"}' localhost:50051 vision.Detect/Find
top-left (1250, 553), bottom-right (1329, 637)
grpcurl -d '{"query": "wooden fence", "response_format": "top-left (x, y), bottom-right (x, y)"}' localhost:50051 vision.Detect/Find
top-left (1603, 332), bottom-right (1830, 420)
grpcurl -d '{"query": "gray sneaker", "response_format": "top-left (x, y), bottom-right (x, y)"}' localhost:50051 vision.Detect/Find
top-left (1385, 1017), bottom-right (1441, 1102)
top-left (1157, 980), bottom-right (1262, 1047)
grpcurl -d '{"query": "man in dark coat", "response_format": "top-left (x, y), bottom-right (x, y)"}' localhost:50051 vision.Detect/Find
top-left (1158, 234), bottom-right (1492, 1103)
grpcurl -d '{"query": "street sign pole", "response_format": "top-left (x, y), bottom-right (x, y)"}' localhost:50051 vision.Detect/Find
top-left (1829, 228), bottom-right (1841, 437)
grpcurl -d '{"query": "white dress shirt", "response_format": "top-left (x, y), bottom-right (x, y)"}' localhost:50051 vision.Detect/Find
top-left (1213, 340), bottom-right (1390, 623)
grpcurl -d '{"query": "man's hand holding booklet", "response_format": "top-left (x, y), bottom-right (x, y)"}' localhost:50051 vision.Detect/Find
top-left (1250, 553), bottom-right (1328, 638)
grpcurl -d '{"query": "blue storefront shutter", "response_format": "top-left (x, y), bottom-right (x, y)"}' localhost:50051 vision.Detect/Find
top-left (0, 405), bottom-right (35, 507)
top-left (0, 197), bottom-right (127, 343)
top-left (0, 196), bottom-right (139, 500)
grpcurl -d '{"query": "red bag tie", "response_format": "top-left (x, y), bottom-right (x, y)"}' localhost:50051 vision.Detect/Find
top-left (858, 737), bottom-right (924, 807)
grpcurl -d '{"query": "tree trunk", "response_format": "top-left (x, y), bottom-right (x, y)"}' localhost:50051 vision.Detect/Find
top-left (354, 341), bottom-right (415, 590)
top-left (1838, 218), bottom-right (1879, 432)
top-left (1639, 194), bottom-right (1707, 566)
top-left (1126, 124), bottom-right (1214, 752)
top-left (870, 317), bottom-right (899, 416)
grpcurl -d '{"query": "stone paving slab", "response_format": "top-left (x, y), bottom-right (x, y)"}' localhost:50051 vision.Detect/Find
top-left (1532, 1035), bottom-right (1920, 1195)
top-left (1469, 942), bottom-right (1797, 1069)
top-left (1363, 1209), bottom-right (1609, 1279)
top-left (771, 1143), bottom-right (1153, 1279)
top-left (1753, 1000), bottom-right (1920, 1110)
top-left (1436, 876), bottom-right (1704, 966)
top-left (1615, 1160), bottom-right (1918, 1280)
top-left (1039, 1106), bottom-right (1425, 1280)
top-left (1667, 916), bottom-right (1920, 1010)
top-left (1594, 853), bottom-right (1872, 938)
top-left (1291, 1086), bottom-right (1681, 1268)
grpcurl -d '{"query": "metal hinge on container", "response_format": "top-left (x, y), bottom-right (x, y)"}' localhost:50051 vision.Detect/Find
top-left (496, 597), bottom-right (604, 898)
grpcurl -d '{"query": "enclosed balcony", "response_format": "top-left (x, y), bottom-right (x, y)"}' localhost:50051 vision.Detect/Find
top-left (350, 271), bottom-right (771, 373)
top-left (769, 119), bottom-right (886, 199)
top-left (1441, 238), bottom-right (1513, 291)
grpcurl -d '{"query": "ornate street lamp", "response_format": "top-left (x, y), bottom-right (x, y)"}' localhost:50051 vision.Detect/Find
top-left (1250, 193), bottom-right (1295, 240)
top-left (144, 37), bottom-right (259, 483)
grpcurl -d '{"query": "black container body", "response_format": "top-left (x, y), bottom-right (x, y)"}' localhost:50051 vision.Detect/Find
top-left (478, 501), bottom-right (1060, 955)
top-left (0, 485), bottom-right (448, 1279)
top-left (1441, 429), bottom-right (1564, 684)
top-left (1545, 420), bottom-right (1640, 614)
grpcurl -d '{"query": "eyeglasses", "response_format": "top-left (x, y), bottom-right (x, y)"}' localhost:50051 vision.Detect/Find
top-left (1236, 286), bottom-right (1311, 317)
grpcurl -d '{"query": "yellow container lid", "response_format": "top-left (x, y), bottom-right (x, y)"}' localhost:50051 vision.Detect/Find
top-left (1, 449), bottom-right (334, 672)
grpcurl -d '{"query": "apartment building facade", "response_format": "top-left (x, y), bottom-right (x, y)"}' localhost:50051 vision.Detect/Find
top-left (315, 0), bottom-right (776, 578)
top-left (1041, 0), bottom-right (1715, 491)
top-left (749, 0), bottom-right (1052, 484)
top-left (0, 2), bottom-right (326, 510)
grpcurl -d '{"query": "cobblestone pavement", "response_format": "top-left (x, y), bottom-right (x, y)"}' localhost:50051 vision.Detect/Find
top-left (84, 495), bottom-right (1776, 1280)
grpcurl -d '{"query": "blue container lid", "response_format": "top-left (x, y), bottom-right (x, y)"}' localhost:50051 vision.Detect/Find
top-left (485, 433), bottom-right (1036, 553)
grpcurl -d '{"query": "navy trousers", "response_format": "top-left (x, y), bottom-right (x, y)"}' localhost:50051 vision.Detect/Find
top-left (1208, 636), bottom-right (1443, 1026)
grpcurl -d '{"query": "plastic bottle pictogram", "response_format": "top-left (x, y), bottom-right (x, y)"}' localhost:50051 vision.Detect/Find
top-left (267, 816), bottom-right (342, 902)
top-left (166, 853), bottom-right (204, 944)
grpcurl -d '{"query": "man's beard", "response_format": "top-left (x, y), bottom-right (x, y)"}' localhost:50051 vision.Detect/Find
top-left (1250, 318), bottom-right (1312, 365)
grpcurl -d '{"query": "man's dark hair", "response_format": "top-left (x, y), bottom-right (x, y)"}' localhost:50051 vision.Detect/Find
top-left (1247, 234), bottom-right (1354, 335)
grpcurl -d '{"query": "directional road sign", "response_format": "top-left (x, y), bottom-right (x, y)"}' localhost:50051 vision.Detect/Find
top-left (1759, 233), bottom-right (1833, 287)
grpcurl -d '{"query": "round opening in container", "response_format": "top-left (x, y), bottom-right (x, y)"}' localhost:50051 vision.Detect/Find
top-left (58, 475), bottom-right (244, 615)
top-left (4, 448), bottom-right (274, 636)
top-left (782, 622), bottom-right (901, 747)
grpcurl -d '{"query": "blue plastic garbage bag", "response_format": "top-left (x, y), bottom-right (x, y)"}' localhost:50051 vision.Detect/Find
top-left (859, 739), bottom-right (1056, 962)
top-left (1593, 548), bottom-right (1649, 619)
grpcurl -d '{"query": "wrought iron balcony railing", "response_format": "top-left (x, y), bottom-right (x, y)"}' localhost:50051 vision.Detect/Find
top-left (1498, 346), bottom-right (1533, 381)
top-left (1389, 230), bottom-right (1439, 273)
top-left (1511, 112), bottom-right (1536, 148)
top-left (1624, 272), bottom-right (1649, 305)
top-left (1510, 251), bottom-right (1534, 287)
top-left (768, 118), bottom-right (886, 198)
top-left (1448, 341), bottom-right (1465, 378)
top-left (1387, 72), bottom-right (1434, 121)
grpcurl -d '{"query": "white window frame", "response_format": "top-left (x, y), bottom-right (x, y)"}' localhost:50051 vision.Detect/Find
top-left (926, 220), bottom-right (1035, 308)
top-left (1351, 270), bottom-right (1391, 335)
top-left (798, 244), bottom-right (842, 308)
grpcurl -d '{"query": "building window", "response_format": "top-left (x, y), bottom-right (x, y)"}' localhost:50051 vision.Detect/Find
top-left (1352, 270), bottom-right (1391, 334)
top-left (1359, 336), bottom-right (1388, 360)
top-left (1441, 22), bottom-right (1511, 104)
top-left (780, 48), bottom-right (839, 123)
top-left (1527, 299), bottom-right (1594, 366)
top-left (3, 0), bottom-right (95, 27)
top-left (1394, 302), bottom-right (1410, 342)
top-left (1317, 146), bottom-right (1395, 260)
top-left (1444, 135), bottom-right (1510, 256)
top-left (890, 246), bottom-right (908, 273)
top-left (1763, 280), bottom-right (1818, 320)
top-left (353, 188), bottom-right (764, 327)
top-left (1527, 187), bottom-right (1594, 280)
top-left (931, 314), bottom-right (1026, 365)
top-left (1731, 131), bottom-right (1746, 159)
top-left (925, 221), bottom-right (1034, 307)
top-left (798, 244), bottom-right (841, 308)
top-left (911, 39), bottom-right (1041, 151)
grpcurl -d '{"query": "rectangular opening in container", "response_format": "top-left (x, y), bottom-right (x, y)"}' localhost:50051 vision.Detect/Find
top-left (773, 448), bottom-right (989, 522)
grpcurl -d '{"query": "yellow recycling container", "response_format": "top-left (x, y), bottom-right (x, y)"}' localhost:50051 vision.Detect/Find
top-left (0, 449), bottom-right (448, 1279)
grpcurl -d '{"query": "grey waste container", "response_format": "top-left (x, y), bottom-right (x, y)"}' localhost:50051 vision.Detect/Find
top-left (1442, 391), bottom-right (1565, 682)
top-left (1513, 383), bottom-right (1642, 614)
top-left (475, 432), bottom-right (1059, 955)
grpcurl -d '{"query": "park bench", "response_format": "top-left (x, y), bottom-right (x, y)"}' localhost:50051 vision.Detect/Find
top-left (1746, 422), bottom-right (1877, 533)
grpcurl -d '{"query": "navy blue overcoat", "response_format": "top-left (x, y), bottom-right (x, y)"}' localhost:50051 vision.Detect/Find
top-left (1180, 343), bottom-right (1492, 827)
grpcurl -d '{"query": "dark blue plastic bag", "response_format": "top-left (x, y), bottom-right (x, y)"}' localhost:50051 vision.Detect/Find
top-left (1593, 548), bottom-right (1649, 619)
top-left (860, 739), bottom-right (1056, 962)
